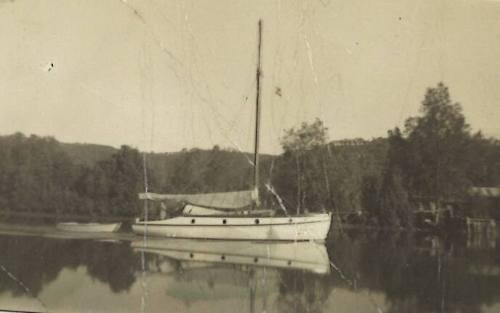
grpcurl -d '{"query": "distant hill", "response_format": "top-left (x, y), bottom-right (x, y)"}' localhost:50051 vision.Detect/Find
top-left (60, 142), bottom-right (117, 166)
top-left (145, 148), bottom-right (275, 193)
top-left (59, 140), bottom-right (276, 193)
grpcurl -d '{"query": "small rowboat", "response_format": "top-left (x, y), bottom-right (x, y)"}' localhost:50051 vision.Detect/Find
top-left (56, 222), bottom-right (121, 233)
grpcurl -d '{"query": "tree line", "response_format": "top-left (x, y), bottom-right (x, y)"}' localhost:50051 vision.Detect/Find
top-left (0, 83), bottom-right (498, 225)
top-left (0, 134), bottom-right (145, 220)
top-left (270, 83), bottom-right (500, 227)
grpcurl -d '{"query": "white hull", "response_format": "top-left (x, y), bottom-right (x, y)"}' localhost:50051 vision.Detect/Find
top-left (132, 213), bottom-right (331, 241)
top-left (56, 222), bottom-right (121, 233)
top-left (132, 238), bottom-right (331, 274)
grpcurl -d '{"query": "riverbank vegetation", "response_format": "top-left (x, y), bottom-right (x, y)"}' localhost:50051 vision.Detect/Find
top-left (270, 83), bottom-right (500, 228)
top-left (0, 83), bottom-right (499, 227)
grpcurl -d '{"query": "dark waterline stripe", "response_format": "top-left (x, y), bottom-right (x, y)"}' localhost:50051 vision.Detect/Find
top-left (132, 235), bottom-right (322, 242)
top-left (133, 220), bottom-right (329, 227)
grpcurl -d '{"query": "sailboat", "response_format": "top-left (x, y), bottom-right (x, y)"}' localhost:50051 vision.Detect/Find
top-left (132, 20), bottom-right (332, 241)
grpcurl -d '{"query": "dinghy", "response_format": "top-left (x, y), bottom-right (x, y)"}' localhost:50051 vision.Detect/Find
top-left (56, 222), bottom-right (121, 233)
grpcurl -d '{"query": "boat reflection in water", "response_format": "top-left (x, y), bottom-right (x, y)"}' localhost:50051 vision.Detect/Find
top-left (132, 238), bottom-right (330, 275)
top-left (132, 238), bottom-right (332, 313)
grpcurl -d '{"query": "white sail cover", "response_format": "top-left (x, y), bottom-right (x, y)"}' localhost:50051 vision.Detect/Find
top-left (138, 189), bottom-right (257, 210)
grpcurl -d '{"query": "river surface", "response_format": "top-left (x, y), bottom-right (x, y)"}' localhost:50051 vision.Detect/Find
top-left (0, 226), bottom-right (499, 313)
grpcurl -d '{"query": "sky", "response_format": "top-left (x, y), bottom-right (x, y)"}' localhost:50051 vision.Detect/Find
top-left (0, 0), bottom-right (499, 154)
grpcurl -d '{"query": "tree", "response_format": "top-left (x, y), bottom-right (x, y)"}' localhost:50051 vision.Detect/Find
top-left (403, 83), bottom-right (472, 205)
top-left (280, 118), bottom-right (328, 152)
top-left (378, 167), bottom-right (412, 227)
top-left (466, 133), bottom-right (500, 187)
top-left (100, 145), bottom-right (146, 216)
top-left (361, 174), bottom-right (381, 225)
top-left (374, 128), bottom-right (414, 227)
top-left (274, 119), bottom-right (330, 213)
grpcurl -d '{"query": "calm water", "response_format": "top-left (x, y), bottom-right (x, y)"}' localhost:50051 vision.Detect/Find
top-left (0, 228), bottom-right (499, 313)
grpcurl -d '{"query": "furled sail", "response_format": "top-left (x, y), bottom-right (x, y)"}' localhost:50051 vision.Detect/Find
top-left (138, 189), bottom-right (257, 210)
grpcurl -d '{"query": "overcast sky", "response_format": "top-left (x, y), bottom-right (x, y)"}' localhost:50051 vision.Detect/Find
top-left (1, 0), bottom-right (499, 154)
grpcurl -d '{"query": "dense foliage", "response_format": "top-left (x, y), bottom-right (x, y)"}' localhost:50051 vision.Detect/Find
top-left (270, 83), bottom-right (500, 227)
top-left (0, 134), bottom-right (147, 220)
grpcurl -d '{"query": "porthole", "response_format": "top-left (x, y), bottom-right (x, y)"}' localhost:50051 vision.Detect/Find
top-left (189, 253), bottom-right (194, 258)
top-left (191, 219), bottom-right (196, 224)
top-left (222, 219), bottom-right (227, 225)
top-left (255, 219), bottom-right (260, 225)
top-left (254, 257), bottom-right (259, 263)
top-left (287, 260), bottom-right (292, 266)
top-left (289, 218), bottom-right (293, 223)
top-left (221, 255), bottom-right (226, 261)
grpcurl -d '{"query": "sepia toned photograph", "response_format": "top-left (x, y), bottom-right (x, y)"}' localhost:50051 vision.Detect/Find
top-left (1, 0), bottom-right (500, 312)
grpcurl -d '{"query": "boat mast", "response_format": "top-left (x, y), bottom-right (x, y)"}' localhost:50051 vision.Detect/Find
top-left (253, 19), bottom-right (262, 207)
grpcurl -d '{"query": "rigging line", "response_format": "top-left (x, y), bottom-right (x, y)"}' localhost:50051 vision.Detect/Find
top-left (181, 7), bottom-right (256, 144)
top-left (297, 1), bottom-right (322, 117)
top-left (307, 242), bottom-right (385, 313)
top-left (194, 79), bottom-right (217, 147)
top-left (176, 0), bottom-right (193, 150)
top-left (139, 43), bottom-right (152, 313)
top-left (118, 0), bottom-right (184, 82)
top-left (265, 159), bottom-right (285, 210)
top-left (0, 263), bottom-right (48, 312)
top-left (174, 5), bottom-right (255, 166)
top-left (187, 85), bottom-right (198, 149)
top-left (225, 79), bottom-right (257, 136)
top-left (288, 2), bottom-right (307, 127)
top-left (118, 0), bottom-right (202, 155)
top-left (188, 75), bottom-right (234, 159)
top-left (182, 53), bottom-right (248, 149)
top-left (176, 105), bottom-right (251, 194)
top-left (303, 33), bottom-right (322, 119)
top-left (310, 7), bottom-right (329, 116)
top-left (173, 26), bottom-right (256, 160)
top-left (182, 25), bottom-right (214, 147)
top-left (179, 10), bottom-right (198, 151)
top-left (190, 54), bottom-right (255, 160)
top-left (122, 0), bottom-right (239, 151)
top-left (174, 142), bottom-right (236, 194)
top-left (272, 24), bottom-right (295, 133)
top-left (189, 70), bottom-right (250, 146)
top-left (173, 124), bottom-right (233, 195)
top-left (265, 183), bottom-right (288, 215)
top-left (182, 51), bottom-right (255, 166)
top-left (211, 97), bottom-right (255, 154)
top-left (268, 0), bottom-right (283, 140)
top-left (191, 49), bottom-right (257, 149)
top-left (143, 42), bottom-right (156, 152)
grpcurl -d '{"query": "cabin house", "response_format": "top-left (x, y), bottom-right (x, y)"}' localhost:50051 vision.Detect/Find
top-left (467, 187), bottom-right (500, 221)
top-left (413, 187), bottom-right (500, 234)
